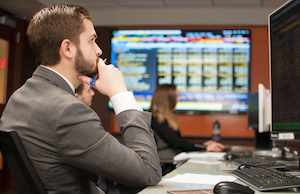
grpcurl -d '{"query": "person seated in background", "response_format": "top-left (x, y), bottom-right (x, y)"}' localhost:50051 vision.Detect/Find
top-left (75, 82), bottom-right (95, 107)
top-left (149, 84), bottom-right (225, 174)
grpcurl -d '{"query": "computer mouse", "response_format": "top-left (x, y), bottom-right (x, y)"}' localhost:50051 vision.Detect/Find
top-left (223, 153), bottom-right (239, 161)
top-left (213, 181), bottom-right (254, 194)
top-left (222, 145), bottom-right (231, 152)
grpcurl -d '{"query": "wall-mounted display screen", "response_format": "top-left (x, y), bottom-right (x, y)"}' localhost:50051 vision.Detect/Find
top-left (110, 29), bottom-right (251, 114)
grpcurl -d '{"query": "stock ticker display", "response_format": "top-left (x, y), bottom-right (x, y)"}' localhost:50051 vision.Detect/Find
top-left (110, 29), bottom-right (251, 113)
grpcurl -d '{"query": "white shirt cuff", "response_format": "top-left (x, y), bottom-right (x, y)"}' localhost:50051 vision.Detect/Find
top-left (110, 91), bottom-right (143, 115)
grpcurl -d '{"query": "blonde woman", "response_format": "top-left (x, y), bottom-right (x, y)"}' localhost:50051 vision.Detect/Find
top-left (149, 84), bottom-right (225, 164)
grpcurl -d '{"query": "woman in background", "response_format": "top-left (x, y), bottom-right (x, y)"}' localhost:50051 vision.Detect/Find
top-left (149, 84), bottom-right (225, 174)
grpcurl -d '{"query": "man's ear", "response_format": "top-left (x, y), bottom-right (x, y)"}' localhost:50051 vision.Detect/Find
top-left (60, 39), bottom-right (75, 59)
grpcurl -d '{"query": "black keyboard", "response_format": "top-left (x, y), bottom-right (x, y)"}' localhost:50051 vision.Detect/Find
top-left (232, 157), bottom-right (286, 168)
top-left (223, 150), bottom-right (253, 160)
top-left (228, 150), bottom-right (253, 157)
top-left (231, 166), bottom-right (300, 191)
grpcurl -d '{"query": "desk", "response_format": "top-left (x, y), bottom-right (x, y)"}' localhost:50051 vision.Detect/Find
top-left (139, 151), bottom-right (299, 194)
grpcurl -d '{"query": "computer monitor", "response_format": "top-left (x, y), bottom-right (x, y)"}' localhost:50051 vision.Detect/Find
top-left (110, 29), bottom-right (251, 114)
top-left (269, 0), bottom-right (300, 160)
top-left (247, 84), bottom-right (271, 149)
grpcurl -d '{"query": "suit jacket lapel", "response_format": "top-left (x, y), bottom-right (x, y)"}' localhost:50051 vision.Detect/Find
top-left (33, 66), bottom-right (74, 95)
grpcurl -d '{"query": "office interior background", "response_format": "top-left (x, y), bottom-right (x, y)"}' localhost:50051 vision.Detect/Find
top-left (0, 0), bottom-right (290, 192)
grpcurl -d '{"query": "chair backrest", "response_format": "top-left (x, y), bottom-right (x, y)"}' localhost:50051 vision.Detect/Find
top-left (0, 130), bottom-right (47, 194)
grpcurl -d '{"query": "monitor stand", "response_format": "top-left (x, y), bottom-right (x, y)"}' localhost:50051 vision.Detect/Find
top-left (254, 130), bottom-right (271, 150)
top-left (278, 141), bottom-right (297, 160)
top-left (277, 141), bottom-right (300, 171)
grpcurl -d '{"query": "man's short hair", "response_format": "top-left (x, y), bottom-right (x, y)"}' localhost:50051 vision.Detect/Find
top-left (75, 83), bottom-right (84, 95)
top-left (26, 3), bottom-right (92, 66)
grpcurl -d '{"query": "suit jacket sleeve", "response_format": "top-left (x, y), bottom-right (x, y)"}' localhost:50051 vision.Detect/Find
top-left (56, 101), bottom-right (161, 187)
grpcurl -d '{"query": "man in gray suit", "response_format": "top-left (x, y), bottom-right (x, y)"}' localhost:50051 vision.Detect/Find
top-left (0, 3), bottom-right (161, 194)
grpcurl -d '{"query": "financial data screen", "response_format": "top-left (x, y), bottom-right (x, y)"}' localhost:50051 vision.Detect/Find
top-left (270, 0), bottom-right (300, 132)
top-left (110, 29), bottom-right (251, 113)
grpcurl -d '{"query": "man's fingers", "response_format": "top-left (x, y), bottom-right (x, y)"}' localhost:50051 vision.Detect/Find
top-left (78, 75), bottom-right (91, 85)
top-left (97, 58), bottom-right (106, 67)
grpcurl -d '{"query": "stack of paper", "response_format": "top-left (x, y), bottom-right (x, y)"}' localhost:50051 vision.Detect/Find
top-left (174, 152), bottom-right (226, 162)
top-left (164, 173), bottom-right (236, 185)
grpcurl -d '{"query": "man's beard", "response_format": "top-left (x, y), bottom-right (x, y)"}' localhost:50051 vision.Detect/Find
top-left (75, 47), bottom-right (98, 77)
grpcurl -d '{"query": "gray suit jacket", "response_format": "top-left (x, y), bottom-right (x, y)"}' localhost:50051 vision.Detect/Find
top-left (0, 66), bottom-right (161, 193)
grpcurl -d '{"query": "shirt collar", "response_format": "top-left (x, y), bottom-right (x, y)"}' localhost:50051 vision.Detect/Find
top-left (41, 65), bottom-right (75, 93)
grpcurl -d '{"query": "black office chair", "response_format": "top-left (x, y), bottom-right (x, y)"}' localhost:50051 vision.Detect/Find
top-left (0, 130), bottom-right (47, 194)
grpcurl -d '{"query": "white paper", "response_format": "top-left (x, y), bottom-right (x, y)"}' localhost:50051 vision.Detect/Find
top-left (174, 151), bottom-right (226, 162)
top-left (163, 173), bottom-right (236, 185)
top-left (188, 158), bottom-right (222, 165)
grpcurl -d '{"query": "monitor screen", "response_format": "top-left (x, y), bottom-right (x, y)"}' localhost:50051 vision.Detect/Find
top-left (110, 29), bottom-right (251, 113)
top-left (269, 0), bottom-right (300, 141)
top-left (247, 92), bottom-right (258, 129)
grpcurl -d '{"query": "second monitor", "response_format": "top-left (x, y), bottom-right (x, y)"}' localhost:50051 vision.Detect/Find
top-left (248, 83), bottom-right (271, 149)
